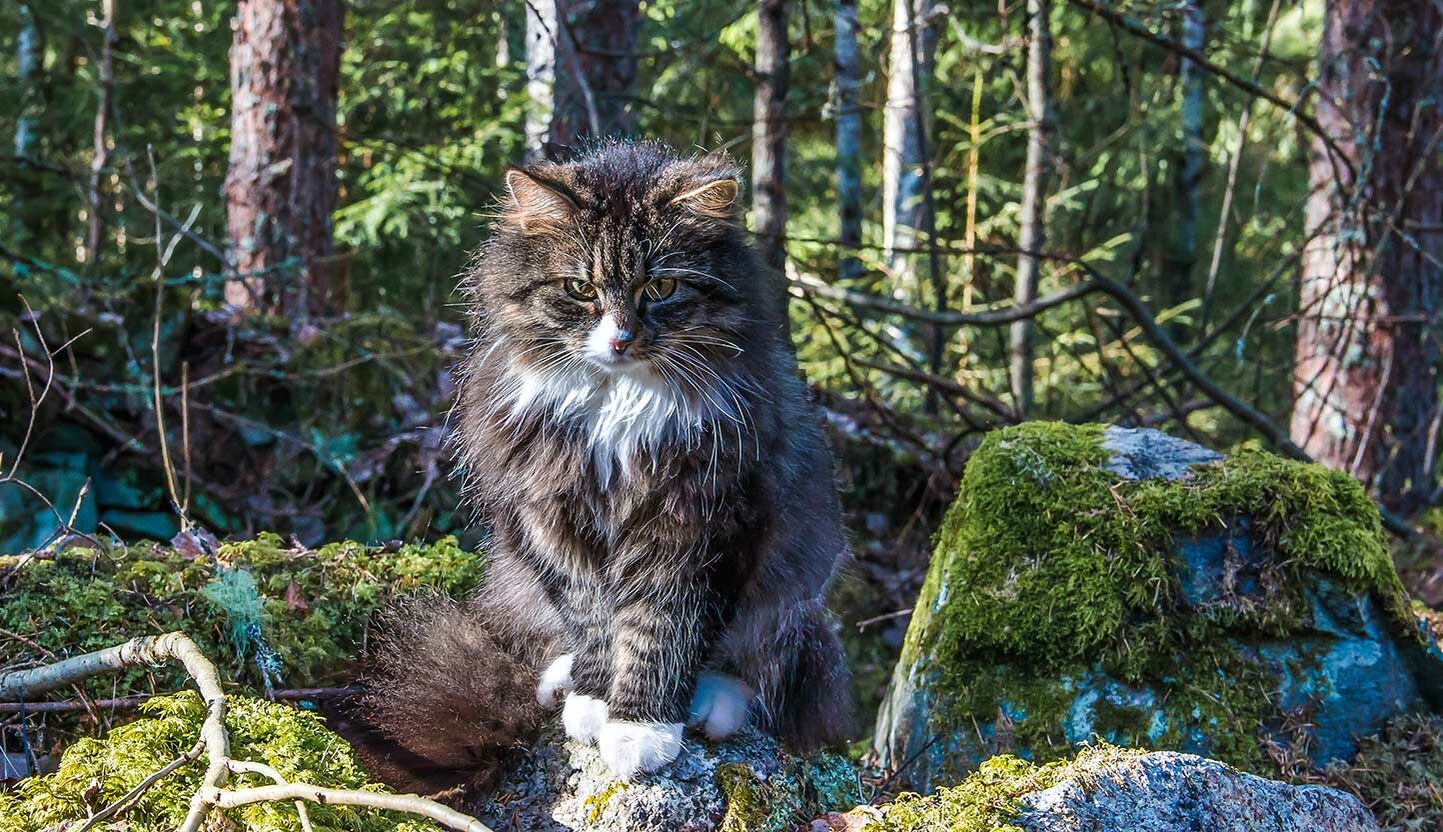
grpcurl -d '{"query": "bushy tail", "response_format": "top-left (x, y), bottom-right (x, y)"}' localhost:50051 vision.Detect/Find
top-left (752, 601), bottom-right (858, 751)
top-left (358, 594), bottom-right (549, 794)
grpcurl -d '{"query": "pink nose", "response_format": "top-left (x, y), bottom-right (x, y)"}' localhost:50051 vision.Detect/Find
top-left (610, 329), bottom-right (635, 355)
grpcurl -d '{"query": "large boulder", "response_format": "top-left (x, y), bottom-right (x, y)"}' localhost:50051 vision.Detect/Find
top-left (476, 726), bottom-right (859, 832)
top-left (835, 745), bottom-right (1377, 832)
top-left (874, 423), bottom-right (1443, 791)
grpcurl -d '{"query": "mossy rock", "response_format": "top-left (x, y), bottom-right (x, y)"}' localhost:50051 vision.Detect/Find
top-left (873, 423), bottom-right (1442, 790)
top-left (844, 744), bottom-right (1377, 832)
top-left (0, 534), bottom-right (483, 750)
top-left (476, 726), bottom-right (860, 831)
top-left (0, 691), bottom-right (441, 832)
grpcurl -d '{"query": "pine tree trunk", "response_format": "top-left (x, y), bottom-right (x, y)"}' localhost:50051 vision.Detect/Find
top-left (1009, 0), bottom-right (1053, 418)
top-left (752, 0), bottom-right (789, 271)
top-left (1169, 0), bottom-right (1204, 321)
top-left (1290, 0), bottom-right (1443, 515)
top-left (223, 0), bottom-right (343, 316)
top-left (523, 0), bottom-right (639, 161)
top-left (834, 0), bottom-right (863, 281)
top-left (85, 0), bottom-right (117, 267)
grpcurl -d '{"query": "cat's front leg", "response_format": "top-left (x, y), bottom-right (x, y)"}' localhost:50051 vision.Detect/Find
top-left (596, 581), bottom-right (713, 780)
top-left (558, 588), bottom-right (615, 744)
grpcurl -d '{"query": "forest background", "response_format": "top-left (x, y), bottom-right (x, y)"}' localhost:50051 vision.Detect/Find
top-left (2, 0), bottom-right (1442, 710)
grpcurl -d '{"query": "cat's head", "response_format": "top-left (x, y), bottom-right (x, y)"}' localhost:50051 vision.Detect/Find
top-left (466, 142), bottom-right (771, 395)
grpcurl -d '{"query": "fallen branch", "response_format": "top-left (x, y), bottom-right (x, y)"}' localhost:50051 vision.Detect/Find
top-left (0, 633), bottom-right (493, 832)
top-left (0, 686), bottom-right (362, 714)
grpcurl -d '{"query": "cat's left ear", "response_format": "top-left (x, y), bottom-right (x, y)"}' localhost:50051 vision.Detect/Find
top-left (502, 166), bottom-right (578, 232)
top-left (666, 177), bottom-right (740, 220)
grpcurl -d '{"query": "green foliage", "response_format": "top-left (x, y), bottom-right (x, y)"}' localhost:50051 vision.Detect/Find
top-left (0, 536), bottom-right (483, 729)
top-left (899, 421), bottom-right (1414, 771)
top-left (0, 692), bottom-right (440, 832)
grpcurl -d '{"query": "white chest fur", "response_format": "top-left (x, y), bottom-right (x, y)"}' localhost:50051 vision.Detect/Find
top-left (501, 362), bottom-right (701, 486)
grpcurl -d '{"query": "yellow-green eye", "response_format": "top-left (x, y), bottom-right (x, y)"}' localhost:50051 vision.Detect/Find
top-left (566, 277), bottom-right (597, 301)
top-left (643, 277), bottom-right (677, 301)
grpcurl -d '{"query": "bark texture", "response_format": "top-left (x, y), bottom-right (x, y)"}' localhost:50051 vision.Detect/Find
top-left (1290, 0), bottom-right (1443, 515)
top-left (752, 0), bottom-right (790, 271)
top-left (1009, 0), bottom-right (1054, 417)
top-left (882, 0), bottom-right (938, 298)
top-left (1169, 0), bottom-right (1205, 317)
top-left (523, 0), bottom-right (640, 161)
top-left (834, 0), bottom-right (863, 281)
top-left (86, 0), bottom-right (117, 267)
top-left (223, 0), bottom-right (343, 316)
top-left (15, 4), bottom-right (41, 159)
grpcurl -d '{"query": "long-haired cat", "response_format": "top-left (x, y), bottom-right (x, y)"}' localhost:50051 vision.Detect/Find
top-left (366, 141), bottom-right (854, 784)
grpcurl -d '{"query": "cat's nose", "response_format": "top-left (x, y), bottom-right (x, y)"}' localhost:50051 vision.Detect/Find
top-left (610, 329), bottom-right (635, 355)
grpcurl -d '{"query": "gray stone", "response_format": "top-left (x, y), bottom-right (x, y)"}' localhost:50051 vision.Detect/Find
top-left (1016, 751), bottom-right (1378, 832)
top-left (477, 726), bottom-right (860, 832)
top-left (1101, 425), bottom-right (1222, 481)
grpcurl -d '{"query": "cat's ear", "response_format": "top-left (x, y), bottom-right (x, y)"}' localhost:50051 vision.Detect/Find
top-left (667, 177), bottom-right (740, 220)
top-left (503, 167), bottom-right (578, 232)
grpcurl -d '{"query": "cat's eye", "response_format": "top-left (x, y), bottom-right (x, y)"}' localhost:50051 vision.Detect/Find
top-left (565, 277), bottom-right (598, 301)
top-left (642, 277), bottom-right (677, 302)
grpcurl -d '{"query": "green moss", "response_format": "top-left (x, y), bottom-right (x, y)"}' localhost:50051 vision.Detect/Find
top-left (0, 535), bottom-right (483, 747)
top-left (716, 763), bottom-right (767, 832)
top-left (714, 754), bottom-right (862, 832)
top-left (900, 422), bottom-right (1416, 770)
top-left (0, 692), bottom-right (439, 832)
top-left (861, 745), bottom-right (1147, 832)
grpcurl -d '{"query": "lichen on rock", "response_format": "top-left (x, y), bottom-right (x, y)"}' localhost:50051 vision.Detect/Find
top-left (874, 422), bottom-right (1437, 790)
top-left (0, 691), bottom-right (441, 832)
top-left (475, 726), bottom-right (860, 832)
top-left (848, 745), bottom-right (1377, 832)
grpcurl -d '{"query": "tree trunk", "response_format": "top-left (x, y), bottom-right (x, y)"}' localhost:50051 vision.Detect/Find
top-left (223, 0), bottom-right (343, 316)
top-left (882, 0), bottom-right (938, 301)
top-left (1290, 0), bottom-right (1443, 515)
top-left (1168, 0), bottom-right (1204, 321)
top-left (1009, 0), bottom-right (1054, 417)
top-left (834, 0), bottom-right (863, 281)
top-left (85, 0), bottom-right (117, 267)
top-left (15, 4), bottom-right (42, 159)
top-left (752, 0), bottom-right (789, 271)
top-left (523, 0), bottom-right (640, 161)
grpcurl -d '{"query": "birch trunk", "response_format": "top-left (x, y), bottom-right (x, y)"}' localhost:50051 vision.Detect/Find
top-left (85, 0), bottom-right (117, 266)
top-left (834, 0), bottom-right (863, 281)
top-left (15, 4), bottom-right (41, 159)
top-left (752, 0), bottom-right (789, 271)
top-left (523, 0), bottom-right (640, 161)
top-left (1009, 0), bottom-right (1053, 417)
top-left (882, 0), bottom-right (937, 302)
top-left (1290, 0), bottom-right (1443, 515)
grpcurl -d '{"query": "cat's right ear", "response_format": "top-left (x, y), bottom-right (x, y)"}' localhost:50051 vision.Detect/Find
top-left (503, 167), bottom-right (578, 232)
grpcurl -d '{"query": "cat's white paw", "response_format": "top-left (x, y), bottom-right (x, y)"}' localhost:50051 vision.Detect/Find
top-left (688, 672), bottom-right (753, 740)
top-left (597, 721), bottom-right (683, 781)
top-left (562, 693), bottom-right (609, 744)
top-left (536, 653), bottom-right (574, 708)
